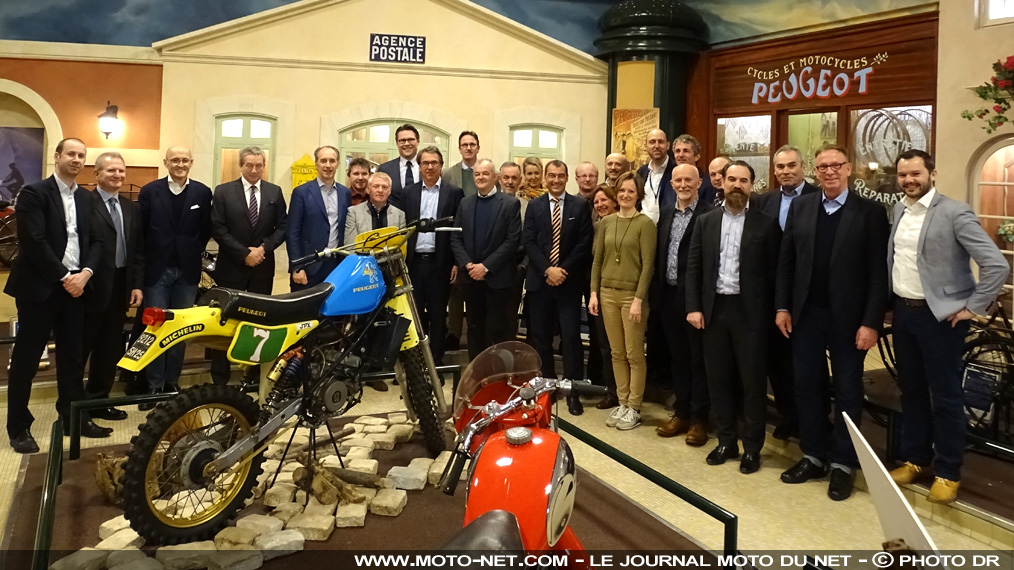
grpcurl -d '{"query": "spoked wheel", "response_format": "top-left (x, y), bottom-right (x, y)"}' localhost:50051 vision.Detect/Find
top-left (962, 337), bottom-right (1014, 443)
top-left (121, 385), bottom-right (264, 544)
top-left (400, 345), bottom-right (447, 456)
top-left (0, 213), bottom-right (18, 268)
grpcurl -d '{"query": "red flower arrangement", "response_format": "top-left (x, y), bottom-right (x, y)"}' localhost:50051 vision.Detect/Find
top-left (963, 56), bottom-right (1014, 133)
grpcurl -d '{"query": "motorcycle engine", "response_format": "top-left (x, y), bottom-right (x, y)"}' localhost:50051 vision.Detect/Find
top-left (304, 345), bottom-right (363, 426)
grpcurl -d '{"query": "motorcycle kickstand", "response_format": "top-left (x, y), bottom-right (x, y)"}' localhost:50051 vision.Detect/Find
top-left (270, 423), bottom-right (300, 488)
top-left (324, 421), bottom-right (346, 469)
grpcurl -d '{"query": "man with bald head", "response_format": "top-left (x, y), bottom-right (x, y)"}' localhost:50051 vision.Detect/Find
top-left (575, 162), bottom-right (599, 202)
top-left (635, 129), bottom-right (675, 223)
top-left (654, 163), bottom-right (715, 446)
top-left (137, 146), bottom-right (213, 403)
top-left (673, 134), bottom-right (718, 205)
top-left (604, 153), bottom-right (629, 188)
top-left (707, 157), bottom-right (730, 203)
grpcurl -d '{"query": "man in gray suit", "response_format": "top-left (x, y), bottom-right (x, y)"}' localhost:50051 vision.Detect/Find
top-left (442, 131), bottom-right (480, 197)
top-left (887, 149), bottom-right (1008, 504)
top-left (344, 172), bottom-right (406, 247)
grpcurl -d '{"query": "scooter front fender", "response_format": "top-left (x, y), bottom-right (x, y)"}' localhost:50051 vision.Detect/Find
top-left (117, 307), bottom-right (236, 372)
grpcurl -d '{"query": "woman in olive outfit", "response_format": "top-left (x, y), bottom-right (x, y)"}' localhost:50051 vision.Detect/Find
top-left (588, 171), bottom-right (656, 430)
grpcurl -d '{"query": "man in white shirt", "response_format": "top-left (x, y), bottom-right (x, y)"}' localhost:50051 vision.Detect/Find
top-left (635, 129), bottom-right (675, 223)
top-left (381, 124), bottom-right (421, 208)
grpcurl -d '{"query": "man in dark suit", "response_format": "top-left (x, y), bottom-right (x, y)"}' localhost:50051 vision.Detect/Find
top-left (523, 160), bottom-right (593, 391)
top-left (401, 146), bottom-right (464, 365)
top-left (654, 163), bottom-right (715, 446)
top-left (673, 134), bottom-right (718, 205)
top-left (138, 146), bottom-right (213, 402)
top-left (442, 131), bottom-right (482, 353)
top-left (775, 144), bottom-right (889, 501)
top-left (754, 145), bottom-right (820, 441)
top-left (82, 152), bottom-right (144, 422)
top-left (286, 146), bottom-right (352, 291)
top-left (380, 124), bottom-right (420, 209)
top-left (6, 138), bottom-right (110, 452)
top-left (210, 146), bottom-right (288, 386)
top-left (635, 129), bottom-right (676, 223)
top-left (686, 160), bottom-right (780, 474)
top-left (450, 159), bottom-right (522, 360)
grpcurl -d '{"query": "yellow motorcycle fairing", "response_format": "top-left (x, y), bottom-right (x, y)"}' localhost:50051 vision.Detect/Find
top-left (385, 293), bottom-right (420, 351)
top-left (353, 226), bottom-right (408, 257)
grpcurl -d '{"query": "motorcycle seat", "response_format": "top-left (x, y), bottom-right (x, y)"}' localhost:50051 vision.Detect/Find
top-left (198, 283), bottom-right (334, 326)
top-left (440, 510), bottom-right (524, 551)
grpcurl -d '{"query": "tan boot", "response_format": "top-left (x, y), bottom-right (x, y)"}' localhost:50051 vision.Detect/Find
top-left (685, 422), bottom-right (709, 446)
top-left (927, 477), bottom-right (960, 504)
top-left (656, 415), bottom-right (690, 437)
top-left (889, 462), bottom-right (931, 485)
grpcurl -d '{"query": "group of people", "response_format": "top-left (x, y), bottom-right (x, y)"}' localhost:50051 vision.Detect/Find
top-left (5, 126), bottom-right (1005, 510)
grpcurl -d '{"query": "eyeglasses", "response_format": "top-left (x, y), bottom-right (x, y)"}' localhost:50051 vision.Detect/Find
top-left (459, 143), bottom-right (478, 149)
top-left (168, 158), bottom-right (192, 165)
top-left (815, 162), bottom-right (847, 173)
top-left (397, 138), bottom-right (418, 144)
top-left (419, 160), bottom-right (441, 168)
top-left (575, 174), bottom-right (597, 180)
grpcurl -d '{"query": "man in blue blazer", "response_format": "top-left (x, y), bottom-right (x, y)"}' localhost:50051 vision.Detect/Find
top-left (138, 146), bottom-right (213, 403)
top-left (286, 146), bottom-right (352, 290)
top-left (379, 124), bottom-right (420, 209)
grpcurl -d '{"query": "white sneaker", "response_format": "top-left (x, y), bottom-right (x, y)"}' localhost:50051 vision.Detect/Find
top-left (606, 405), bottom-right (627, 427)
top-left (616, 407), bottom-right (641, 430)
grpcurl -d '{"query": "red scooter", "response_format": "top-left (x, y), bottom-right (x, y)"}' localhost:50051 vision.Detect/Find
top-left (440, 342), bottom-right (606, 562)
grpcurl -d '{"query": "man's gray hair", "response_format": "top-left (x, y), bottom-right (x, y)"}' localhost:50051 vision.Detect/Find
top-left (239, 146), bottom-right (266, 165)
top-left (94, 151), bottom-right (125, 170)
top-left (368, 171), bottom-right (392, 187)
top-left (773, 145), bottom-right (804, 163)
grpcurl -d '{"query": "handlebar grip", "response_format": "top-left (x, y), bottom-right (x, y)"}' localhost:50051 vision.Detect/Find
top-left (570, 380), bottom-right (609, 397)
top-left (291, 252), bottom-right (321, 269)
top-left (440, 451), bottom-right (469, 495)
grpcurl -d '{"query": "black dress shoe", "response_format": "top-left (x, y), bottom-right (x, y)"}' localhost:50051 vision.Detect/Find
top-left (10, 429), bottom-right (39, 454)
top-left (80, 419), bottom-right (113, 439)
top-left (90, 407), bottom-right (128, 421)
top-left (772, 422), bottom-right (800, 441)
top-left (706, 444), bottom-right (740, 465)
top-left (596, 393), bottom-right (619, 410)
top-left (739, 452), bottom-right (761, 474)
top-left (567, 395), bottom-right (584, 416)
top-left (138, 388), bottom-right (163, 411)
top-left (828, 468), bottom-right (855, 501)
top-left (781, 457), bottom-right (829, 483)
top-left (164, 383), bottom-right (181, 394)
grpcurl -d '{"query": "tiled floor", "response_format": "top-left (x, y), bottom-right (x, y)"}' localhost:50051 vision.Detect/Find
top-left (0, 376), bottom-right (999, 554)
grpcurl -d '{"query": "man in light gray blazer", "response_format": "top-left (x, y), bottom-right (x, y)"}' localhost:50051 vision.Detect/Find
top-left (343, 172), bottom-right (406, 248)
top-left (887, 149), bottom-right (1009, 504)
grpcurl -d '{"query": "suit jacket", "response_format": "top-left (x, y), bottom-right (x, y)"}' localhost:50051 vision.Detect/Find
top-left (654, 199), bottom-right (716, 303)
top-left (285, 179), bottom-right (352, 283)
top-left (400, 179), bottom-right (464, 272)
top-left (344, 201), bottom-right (407, 246)
top-left (4, 176), bottom-right (104, 303)
top-left (755, 181), bottom-right (821, 223)
top-left (776, 190), bottom-right (889, 333)
top-left (86, 190), bottom-right (144, 312)
top-left (636, 159), bottom-right (677, 209)
top-left (138, 177), bottom-right (213, 287)
top-left (888, 192), bottom-right (1010, 321)
top-left (379, 157), bottom-right (415, 209)
top-left (686, 206), bottom-right (781, 331)
top-left (523, 192), bottom-right (594, 296)
top-left (698, 176), bottom-right (718, 206)
top-left (451, 191), bottom-right (522, 289)
top-left (211, 179), bottom-right (288, 287)
top-left (441, 161), bottom-right (477, 196)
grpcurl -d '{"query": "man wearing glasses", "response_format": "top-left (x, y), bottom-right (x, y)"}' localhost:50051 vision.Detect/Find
top-left (774, 143), bottom-right (889, 501)
top-left (575, 162), bottom-right (600, 204)
top-left (442, 131), bottom-right (481, 197)
top-left (381, 124), bottom-right (421, 209)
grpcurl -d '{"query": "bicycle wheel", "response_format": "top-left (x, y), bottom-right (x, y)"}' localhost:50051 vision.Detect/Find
top-left (0, 213), bottom-right (18, 267)
top-left (962, 337), bottom-right (1014, 442)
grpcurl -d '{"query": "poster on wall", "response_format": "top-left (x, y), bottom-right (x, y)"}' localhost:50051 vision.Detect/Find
top-left (611, 109), bottom-right (659, 171)
top-left (0, 127), bottom-right (43, 205)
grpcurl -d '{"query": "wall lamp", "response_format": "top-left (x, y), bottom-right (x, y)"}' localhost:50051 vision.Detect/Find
top-left (99, 101), bottom-right (120, 139)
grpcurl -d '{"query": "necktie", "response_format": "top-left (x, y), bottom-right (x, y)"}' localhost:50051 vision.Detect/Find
top-left (550, 197), bottom-right (561, 267)
top-left (405, 161), bottom-right (415, 187)
top-left (248, 186), bottom-right (259, 227)
top-left (108, 197), bottom-right (126, 268)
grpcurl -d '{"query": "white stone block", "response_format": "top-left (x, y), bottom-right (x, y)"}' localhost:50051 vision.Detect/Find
top-left (235, 514), bottom-right (284, 536)
top-left (213, 527), bottom-right (259, 550)
top-left (387, 412), bottom-right (409, 424)
top-left (49, 548), bottom-right (107, 570)
top-left (303, 496), bottom-right (337, 517)
top-left (294, 490), bottom-right (308, 504)
top-left (338, 438), bottom-right (375, 453)
top-left (334, 503), bottom-right (368, 528)
top-left (379, 477), bottom-right (396, 489)
top-left (95, 527), bottom-right (144, 550)
top-left (347, 459), bottom-right (379, 475)
top-left (279, 461), bottom-right (301, 472)
top-left (409, 457), bottom-right (435, 472)
top-left (354, 416), bottom-right (389, 426)
top-left (387, 424), bottom-right (415, 443)
top-left (260, 459), bottom-right (280, 475)
top-left (252, 530), bottom-right (305, 560)
top-left (112, 557), bottom-right (163, 570)
top-left (365, 433), bottom-right (396, 450)
top-left (262, 483), bottom-right (296, 507)
top-left (270, 502), bottom-right (304, 523)
top-left (361, 425), bottom-right (388, 434)
top-left (285, 513), bottom-right (335, 541)
top-left (154, 541), bottom-right (217, 570)
top-left (386, 466), bottom-right (427, 490)
top-left (344, 447), bottom-right (372, 460)
top-left (369, 489), bottom-right (408, 516)
top-left (429, 451), bottom-right (452, 485)
top-left (353, 486), bottom-right (378, 503)
top-left (105, 548), bottom-right (147, 569)
top-left (98, 515), bottom-right (131, 540)
top-left (208, 548), bottom-right (263, 570)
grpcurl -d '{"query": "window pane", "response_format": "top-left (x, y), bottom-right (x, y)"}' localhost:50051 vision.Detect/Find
top-left (513, 129), bottom-right (533, 148)
top-left (851, 105), bottom-right (933, 207)
top-left (347, 128), bottom-right (367, 142)
top-left (716, 116), bottom-right (771, 192)
top-left (250, 119), bottom-right (272, 139)
top-left (221, 119), bottom-right (243, 138)
top-left (220, 148), bottom-right (241, 181)
top-left (369, 125), bottom-right (390, 143)
top-left (990, 0), bottom-right (1014, 19)
top-left (538, 130), bottom-right (558, 149)
top-left (786, 112), bottom-right (837, 182)
top-left (420, 129), bottom-right (440, 144)
top-left (369, 153), bottom-right (389, 167)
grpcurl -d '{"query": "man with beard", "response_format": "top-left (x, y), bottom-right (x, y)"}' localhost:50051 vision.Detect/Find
top-left (887, 150), bottom-right (1007, 504)
top-left (686, 161), bottom-right (780, 474)
top-left (775, 144), bottom-right (889, 501)
top-left (575, 162), bottom-right (600, 203)
top-left (604, 153), bottom-right (630, 188)
top-left (287, 146), bottom-right (352, 290)
top-left (635, 129), bottom-right (675, 223)
top-left (347, 157), bottom-right (371, 206)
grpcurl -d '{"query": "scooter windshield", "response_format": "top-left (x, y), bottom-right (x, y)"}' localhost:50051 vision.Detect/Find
top-left (452, 341), bottom-right (542, 422)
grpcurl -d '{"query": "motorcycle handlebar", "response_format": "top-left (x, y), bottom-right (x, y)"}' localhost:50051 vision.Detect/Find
top-left (440, 450), bottom-right (469, 495)
top-left (568, 380), bottom-right (608, 397)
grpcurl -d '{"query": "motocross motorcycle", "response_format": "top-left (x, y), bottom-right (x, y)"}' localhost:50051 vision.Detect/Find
top-left (439, 342), bottom-right (605, 560)
top-left (117, 219), bottom-right (455, 545)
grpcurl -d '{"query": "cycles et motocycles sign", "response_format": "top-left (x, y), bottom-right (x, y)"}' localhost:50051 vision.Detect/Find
top-left (746, 52), bottom-right (889, 105)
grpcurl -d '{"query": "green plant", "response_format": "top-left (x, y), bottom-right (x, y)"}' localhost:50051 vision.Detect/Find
top-left (998, 219), bottom-right (1014, 244)
top-left (962, 56), bottom-right (1014, 134)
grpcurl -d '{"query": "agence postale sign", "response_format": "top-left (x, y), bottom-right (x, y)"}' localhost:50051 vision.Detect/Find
top-left (748, 52), bottom-right (889, 105)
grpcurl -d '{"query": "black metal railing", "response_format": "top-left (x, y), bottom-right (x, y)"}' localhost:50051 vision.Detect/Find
top-left (33, 418), bottom-right (63, 570)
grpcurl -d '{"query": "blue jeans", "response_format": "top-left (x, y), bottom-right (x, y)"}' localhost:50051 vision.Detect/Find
top-left (144, 267), bottom-right (198, 390)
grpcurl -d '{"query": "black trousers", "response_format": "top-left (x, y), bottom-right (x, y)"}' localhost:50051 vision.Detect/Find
top-left (464, 281), bottom-right (514, 360)
top-left (410, 255), bottom-right (451, 364)
top-left (506, 266), bottom-right (525, 340)
top-left (767, 326), bottom-right (800, 428)
top-left (661, 284), bottom-right (708, 422)
top-left (83, 268), bottom-right (129, 399)
top-left (702, 295), bottom-right (767, 453)
top-left (792, 303), bottom-right (867, 468)
top-left (211, 270), bottom-right (273, 385)
top-left (528, 287), bottom-right (583, 381)
top-left (7, 287), bottom-right (88, 437)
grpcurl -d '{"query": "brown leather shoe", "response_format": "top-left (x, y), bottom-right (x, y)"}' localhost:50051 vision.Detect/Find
top-left (685, 422), bottom-right (709, 446)
top-left (368, 380), bottom-right (389, 392)
top-left (595, 394), bottom-right (619, 410)
top-left (890, 462), bottom-right (931, 485)
top-left (927, 477), bottom-right (959, 504)
top-left (656, 415), bottom-right (691, 437)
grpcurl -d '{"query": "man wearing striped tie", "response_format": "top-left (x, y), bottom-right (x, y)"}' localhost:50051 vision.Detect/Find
top-left (522, 160), bottom-right (594, 411)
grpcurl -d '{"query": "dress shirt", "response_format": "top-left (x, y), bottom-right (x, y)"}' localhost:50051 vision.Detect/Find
top-left (476, 187), bottom-right (498, 199)
top-left (546, 190), bottom-right (568, 218)
top-left (416, 178), bottom-right (441, 253)
top-left (642, 157), bottom-right (668, 224)
top-left (97, 187), bottom-right (126, 268)
top-left (822, 189), bottom-right (848, 215)
top-left (666, 198), bottom-right (697, 286)
top-left (55, 175), bottom-right (81, 272)
top-left (778, 181), bottom-right (804, 230)
top-left (400, 156), bottom-right (419, 188)
top-left (167, 176), bottom-right (189, 196)
top-left (892, 188), bottom-right (935, 299)
top-left (318, 178), bottom-right (340, 248)
top-left (716, 201), bottom-right (748, 295)
top-left (242, 177), bottom-right (262, 218)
